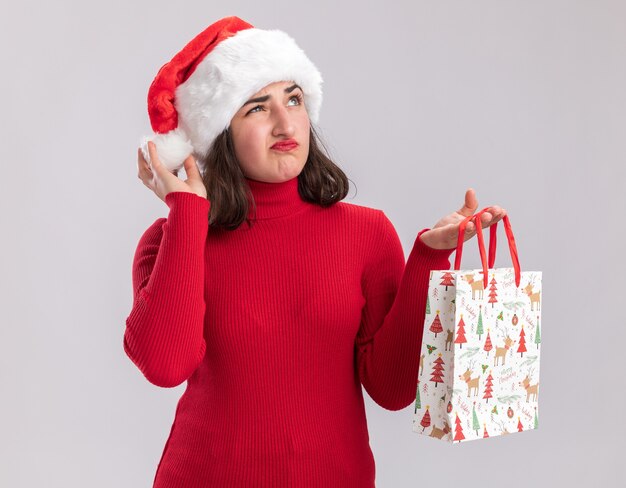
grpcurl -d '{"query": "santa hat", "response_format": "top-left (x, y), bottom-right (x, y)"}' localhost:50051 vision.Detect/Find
top-left (140, 16), bottom-right (324, 172)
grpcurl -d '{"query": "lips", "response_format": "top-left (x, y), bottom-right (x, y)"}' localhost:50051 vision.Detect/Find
top-left (271, 140), bottom-right (298, 151)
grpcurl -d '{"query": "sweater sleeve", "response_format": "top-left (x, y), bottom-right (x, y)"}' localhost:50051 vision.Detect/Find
top-left (356, 210), bottom-right (455, 411)
top-left (123, 191), bottom-right (210, 388)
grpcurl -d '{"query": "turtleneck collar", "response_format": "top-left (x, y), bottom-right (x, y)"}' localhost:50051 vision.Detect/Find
top-left (245, 175), bottom-right (311, 220)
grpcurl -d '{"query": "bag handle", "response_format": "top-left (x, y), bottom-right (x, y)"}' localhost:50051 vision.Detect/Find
top-left (454, 208), bottom-right (496, 276)
top-left (453, 207), bottom-right (522, 288)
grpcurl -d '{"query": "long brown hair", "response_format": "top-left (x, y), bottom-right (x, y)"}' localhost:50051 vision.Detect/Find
top-left (199, 124), bottom-right (350, 231)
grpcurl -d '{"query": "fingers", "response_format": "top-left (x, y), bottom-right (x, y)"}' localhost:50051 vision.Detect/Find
top-left (475, 206), bottom-right (507, 228)
top-left (183, 153), bottom-right (201, 179)
top-left (458, 188), bottom-right (478, 217)
top-left (463, 219), bottom-right (476, 236)
top-left (137, 147), bottom-right (153, 183)
top-left (138, 141), bottom-right (167, 188)
top-left (457, 218), bottom-right (485, 245)
top-left (458, 205), bottom-right (508, 235)
top-left (147, 141), bottom-right (162, 172)
top-left (145, 140), bottom-right (174, 181)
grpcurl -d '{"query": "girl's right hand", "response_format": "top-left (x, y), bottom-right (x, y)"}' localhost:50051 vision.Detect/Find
top-left (137, 141), bottom-right (208, 203)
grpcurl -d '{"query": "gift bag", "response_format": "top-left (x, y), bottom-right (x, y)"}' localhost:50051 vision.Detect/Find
top-left (412, 208), bottom-right (542, 443)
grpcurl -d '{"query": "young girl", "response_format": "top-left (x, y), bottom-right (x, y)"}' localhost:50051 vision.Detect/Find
top-left (126, 15), bottom-right (506, 488)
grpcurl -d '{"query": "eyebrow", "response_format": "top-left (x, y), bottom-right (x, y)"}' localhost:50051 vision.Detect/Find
top-left (242, 84), bottom-right (302, 107)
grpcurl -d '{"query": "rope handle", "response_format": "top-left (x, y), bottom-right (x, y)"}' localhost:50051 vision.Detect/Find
top-left (453, 207), bottom-right (522, 288)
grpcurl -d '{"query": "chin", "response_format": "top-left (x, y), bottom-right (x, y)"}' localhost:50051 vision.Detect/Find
top-left (276, 161), bottom-right (305, 175)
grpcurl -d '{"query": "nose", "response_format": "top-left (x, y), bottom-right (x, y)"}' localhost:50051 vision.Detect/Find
top-left (271, 104), bottom-right (295, 137)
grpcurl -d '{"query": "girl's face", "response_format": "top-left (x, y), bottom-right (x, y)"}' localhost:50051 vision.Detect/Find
top-left (229, 80), bottom-right (311, 183)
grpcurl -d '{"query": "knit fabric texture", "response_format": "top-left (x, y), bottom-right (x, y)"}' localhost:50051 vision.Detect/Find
top-left (124, 175), bottom-right (455, 487)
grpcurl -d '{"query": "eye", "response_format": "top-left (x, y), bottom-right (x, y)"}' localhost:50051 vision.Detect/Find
top-left (289, 92), bottom-right (304, 106)
top-left (246, 93), bottom-right (304, 115)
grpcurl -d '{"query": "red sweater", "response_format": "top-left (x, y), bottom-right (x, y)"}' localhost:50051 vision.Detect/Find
top-left (124, 175), bottom-right (454, 487)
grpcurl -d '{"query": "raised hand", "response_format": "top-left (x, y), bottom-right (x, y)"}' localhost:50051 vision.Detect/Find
top-left (137, 141), bottom-right (208, 203)
top-left (419, 188), bottom-right (507, 250)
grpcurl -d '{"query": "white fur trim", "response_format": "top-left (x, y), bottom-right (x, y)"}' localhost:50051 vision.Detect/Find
top-left (139, 127), bottom-right (194, 172)
top-left (175, 28), bottom-right (323, 162)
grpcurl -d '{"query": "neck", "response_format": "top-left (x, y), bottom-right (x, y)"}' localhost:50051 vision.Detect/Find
top-left (244, 175), bottom-right (310, 220)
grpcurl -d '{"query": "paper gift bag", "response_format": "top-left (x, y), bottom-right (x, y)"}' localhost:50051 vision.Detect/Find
top-left (412, 208), bottom-right (542, 443)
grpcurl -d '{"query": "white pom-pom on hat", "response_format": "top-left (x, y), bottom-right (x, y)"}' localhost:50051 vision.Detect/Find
top-left (140, 128), bottom-right (194, 171)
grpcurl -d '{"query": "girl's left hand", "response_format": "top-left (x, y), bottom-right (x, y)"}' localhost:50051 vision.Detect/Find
top-left (419, 188), bottom-right (507, 250)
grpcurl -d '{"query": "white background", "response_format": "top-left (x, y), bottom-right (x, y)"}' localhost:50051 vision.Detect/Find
top-left (1, 1), bottom-right (623, 486)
